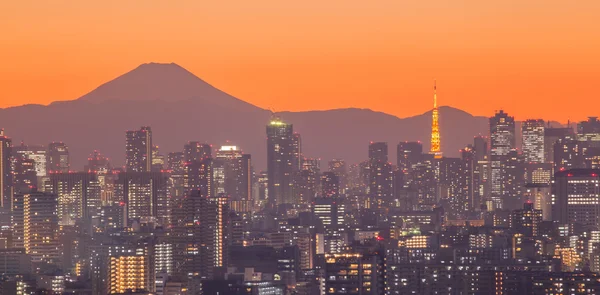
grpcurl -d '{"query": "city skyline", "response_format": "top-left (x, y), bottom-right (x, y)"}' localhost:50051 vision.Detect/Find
top-left (3, 2), bottom-right (600, 122)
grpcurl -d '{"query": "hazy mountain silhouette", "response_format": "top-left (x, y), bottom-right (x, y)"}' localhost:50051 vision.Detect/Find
top-left (0, 63), bottom-right (490, 170)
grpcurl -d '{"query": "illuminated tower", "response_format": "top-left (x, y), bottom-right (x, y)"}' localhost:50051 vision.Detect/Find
top-left (430, 81), bottom-right (442, 158)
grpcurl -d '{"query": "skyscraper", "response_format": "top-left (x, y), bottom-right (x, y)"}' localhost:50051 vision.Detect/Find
top-left (44, 172), bottom-right (102, 225)
top-left (12, 192), bottom-right (61, 265)
top-left (266, 117), bottom-right (297, 206)
top-left (321, 172), bottom-right (340, 198)
top-left (553, 169), bottom-right (600, 227)
top-left (184, 158), bottom-right (213, 197)
top-left (489, 110), bottom-right (516, 209)
top-left (184, 141), bottom-right (211, 163)
top-left (522, 119), bottom-right (545, 163)
top-left (397, 141), bottom-right (423, 173)
top-left (577, 117), bottom-right (600, 147)
top-left (126, 126), bottom-right (152, 172)
top-left (368, 142), bottom-right (393, 204)
top-left (328, 159), bottom-right (347, 194)
top-left (117, 172), bottom-right (169, 225)
top-left (47, 142), bottom-right (70, 173)
top-left (430, 81), bottom-right (442, 159)
top-left (0, 130), bottom-right (12, 210)
top-left (213, 145), bottom-right (252, 212)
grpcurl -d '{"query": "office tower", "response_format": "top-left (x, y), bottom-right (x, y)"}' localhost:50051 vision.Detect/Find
top-left (12, 192), bottom-right (60, 265)
top-left (523, 184), bottom-right (552, 221)
top-left (503, 149), bottom-right (525, 210)
top-left (0, 130), bottom-right (12, 210)
top-left (510, 202), bottom-right (542, 237)
top-left (473, 136), bottom-right (490, 208)
top-left (47, 142), bottom-right (70, 173)
top-left (524, 163), bottom-right (552, 185)
top-left (294, 169), bottom-right (318, 204)
top-left (321, 172), bottom-right (340, 198)
top-left (577, 117), bottom-right (600, 147)
top-left (85, 150), bottom-right (111, 173)
top-left (293, 133), bottom-right (302, 170)
top-left (184, 158), bottom-right (213, 197)
top-left (554, 135), bottom-right (586, 172)
top-left (313, 197), bottom-right (345, 253)
top-left (267, 117), bottom-right (297, 205)
top-left (324, 253), bottom-right (384, 295)
top-left (489, 110), bottom-right (515, 209)
top-left (166, 152), bottom-right (185, 201)
top-left (438, 157), bottom-right (467, 218)
top-left (430, 81), bottom-right (442, 159)
top-left (13, 156), bottom-right (37, 194)
top-left (44, 172), bottom-right (102, 225)
top-left (117, 172), bottom-right (169, 225)
top-left (126, 126), bottom-right (152, 172)
top-left (461, 146), bottom-right (477, 210)
top-left (328, 159), bottom-right (347, 193)
top-left (213, 145), bottom-right (252, 212)
top-left (544, 126), bottom-right (575, 164)
top-left (522, 119), bottom-right (545, 163)
top-left (171, 191), bottom-right (230, 280)
top-left (410, 160), bottom-right (437, 208)
top-left (553, 169), bottom-right (600, 227)
top-left (184, 141), bottom-right (211, 163)
top-left (167, 152), bottom-right (184, 172)
top-left (152, 145), bottom-right (165, 172)
top-left (109, 255), bottom-right (149, 294)
top-left (397, 141), bottom-right (423, 174)
top-left (368, 142), bottom-right (393, 204)
top-left (14, 143), bottom-right (47, 177)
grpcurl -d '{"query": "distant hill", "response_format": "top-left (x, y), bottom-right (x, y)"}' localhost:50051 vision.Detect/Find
top-left (0, 63), bottom-right (491, 170)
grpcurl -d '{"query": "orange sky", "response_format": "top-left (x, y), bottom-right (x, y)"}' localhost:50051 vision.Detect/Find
top-left (1, 1), bottom-right (599, 122)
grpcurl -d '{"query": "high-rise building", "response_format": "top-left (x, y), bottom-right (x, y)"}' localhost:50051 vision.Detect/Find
top-left (577, 117), bottom-right (600, 147)
top-left (85, 150), bottom-right (111, 173)
top-left (554, 134), bottom-right (586, 172)
top-left (0, 130), bottom-right (12, 210)
top-left (553, 169), bottom-right (600, 227)
top-left (12, 192), bottom-right (61, 265)
top-left (397, 141), bottom-right (423, 174)
top-left (13, 156), bottom-right (37, 194)
top-left (328, 159), bottom-right (347, 193)
top-left (321, 172), bottom-right (340, 198)
top-left (184, 141), bottom-right (211, 163)
top-left (430, 81), bottom-right (442, 159)
top-left (117, 172), bottom-right (169, 225)
top-left (489, 110), bottom-right (516, 209)
top-left (167, 152), bottom-right (185, 173)
top-left (473, 136), bottom-right (490, 209)
top-left (522, 119), bottom-right (545, 163)
top-left (170, 191), bottom-right (230, 280)
top-left (368, 142), bottom-right (393, 204)
top-left (109, 255), bottom-right (149, 294)
top-left (313, 197), bottom-right (345, 253)
top-left (544, 126), bottom-right (575, 164)
top-left (510, 202), bottom-right (542, 237)
top-left (293, 169), bottom-right (318, 204)
top-left (44, 172), bottom-right (102, 225)
top-left (213, 145), bottom-right (252, 212)
top-left (266, 117), bottom-right (297, 206)
top-left (184, 158), bottom-right (213, 197)
top-left (14, 143), bottom-right (47, 177)
top-left (152, 145), bottom-right (165, 172)
top-left (47, 142), bottom-right (70, 173)
top-left (503, 149), bottom-right (525, 210)
top-left (126, 126), bottom-right (152, 172)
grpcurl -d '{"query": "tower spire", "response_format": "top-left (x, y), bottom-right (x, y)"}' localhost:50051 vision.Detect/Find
top-left (430, 80), bottom-right (442, 158)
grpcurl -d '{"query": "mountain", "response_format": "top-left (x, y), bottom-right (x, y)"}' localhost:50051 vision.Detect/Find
top-left (0, 63), bottom-right (489, 170)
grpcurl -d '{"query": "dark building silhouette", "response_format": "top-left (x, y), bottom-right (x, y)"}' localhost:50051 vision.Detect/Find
top-left (0, 130), bottom-right (12, 210)
top-left (126, 126), bottom-right (152, 172)
top-left (47, 142), bottom-right (70, 173)
top-left (266, 117), bottom-right (298, 206)
top-left (184, 141), bottom-right (211, 163)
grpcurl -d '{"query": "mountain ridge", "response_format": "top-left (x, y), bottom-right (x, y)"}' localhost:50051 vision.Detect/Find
top-left (0, 63), bottom-right (492, 170)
